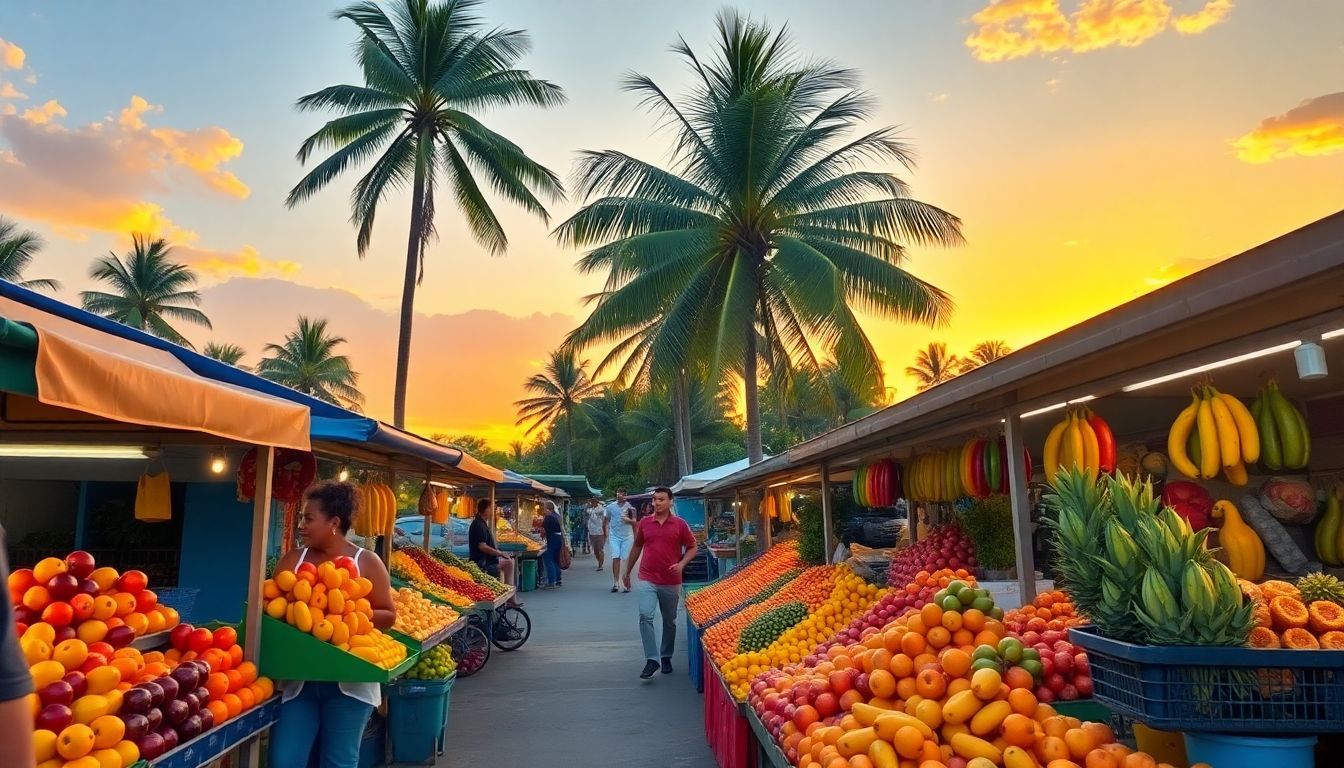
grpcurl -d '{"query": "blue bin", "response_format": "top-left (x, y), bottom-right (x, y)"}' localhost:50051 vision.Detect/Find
top-left (386, 675), bottom-right (455, 764)
top-left (687, 614), bottom-right (703, 693)
top-left (1184, 733), bottom-right (1316, 768)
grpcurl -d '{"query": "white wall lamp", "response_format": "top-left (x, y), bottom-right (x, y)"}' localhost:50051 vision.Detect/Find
top-left (1296, 342), bottom-right (1328, 380)
top-left (209, 448), bottom-right (229, 475)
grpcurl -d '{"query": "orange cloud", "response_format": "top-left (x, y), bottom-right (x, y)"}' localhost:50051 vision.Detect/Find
top-left (0, 82), bottom-right (24, 99)
top-left (176, 244), bottom-right (301, 280)
top-left (0, 95), bottom-right (250, 241)
top-left (0, 39), bottom-right (24, 70)
top-left (966, 0), bottom-right (1232, 61)
top-left (1231, 92), bottom-right (1344, 163)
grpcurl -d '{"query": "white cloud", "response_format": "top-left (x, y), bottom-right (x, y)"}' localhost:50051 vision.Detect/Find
top-left (1231, 92), bottom-right (1344, 163)
top-left (966, 0), bottom-right (1233, 62)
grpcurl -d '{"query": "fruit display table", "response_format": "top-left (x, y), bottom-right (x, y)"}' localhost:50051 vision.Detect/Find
top-left (151, 697), bottom-right (279, 768)
top-left (745, 707), bottom-right (789, 768)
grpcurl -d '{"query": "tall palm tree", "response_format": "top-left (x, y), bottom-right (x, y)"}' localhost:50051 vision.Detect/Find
top-left (257, 316), bottom-right (365, 409)
top-left (80, 235), bottom-right (210, 348)
top-left (287, 0), bottom-right (565, 428)
top-left (0, 217), bottom-right (60, 292)
top-left (509, 440), bottom-right (525, 463)
top-left (514, 348), bottom-right (603, 473)
top-left (618, 381), bottom-right (736, 482)
top-left (556, 11), bottom-right (961, 463)
top-left (959, 340), bottom-right (1012, 373)
top-left (906, 342), bottom-right (960, 392)
top-left (203, 342), bottom-right (249, 369)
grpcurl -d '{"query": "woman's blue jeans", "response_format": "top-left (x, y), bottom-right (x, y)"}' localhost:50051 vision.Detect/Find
top-left (544, 535), bottom-right (563, 585)
top-left (268, 682), bottom-right (374, 768)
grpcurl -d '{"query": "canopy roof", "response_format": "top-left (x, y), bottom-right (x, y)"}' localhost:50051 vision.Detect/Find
top-left (0, 282), bottom-right (502, 483)
top-left (524, 474), bottom-right (602, 499)
top-left (705, 209), bottom-right (1344, 495)
top-left (671, 457), bottom-right (766, 495)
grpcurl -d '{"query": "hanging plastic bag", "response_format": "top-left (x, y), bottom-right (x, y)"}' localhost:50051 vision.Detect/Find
top-left (135, 472), bottom-right (172, 522)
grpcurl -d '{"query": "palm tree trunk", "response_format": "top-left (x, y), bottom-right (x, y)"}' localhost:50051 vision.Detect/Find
top-left (745, 321), bottom-right (763, 464)
top-left (392, 142), bottom-right (429, 428)
top-left (672, 372), bottom-right (692, 477)
top-left (565, 410), bottom-right (574, 474)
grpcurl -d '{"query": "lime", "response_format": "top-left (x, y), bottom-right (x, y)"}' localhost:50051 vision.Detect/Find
top-left (972, 644), bottom-right (1000, 662)
top-left (933, 589), bottom-right (949, 604)
top-left (958, 589), bottom-right (976, 606)
top-left (1022, 648), bottom-right (1040, 662)
top-left (1020, 659), bottom-right (1044, 679)
top-left (974, 588), bottom-right (991, 599)
top-left (941, 595), bottom-right (964, 612)
top-left (998, 637), bottom-right (1023, 663)
top-left (972, 657), bottom-right (1001, 673)
top-left (989, 606), bottom-right (1005, 620)
top-left (947, 580), bottom-right (967, 595)
top-left (971, 596), bottom-right (995, 613)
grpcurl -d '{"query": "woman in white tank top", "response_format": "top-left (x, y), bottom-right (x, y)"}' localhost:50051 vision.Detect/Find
top-left (267, 482), bottom-right (397, 768)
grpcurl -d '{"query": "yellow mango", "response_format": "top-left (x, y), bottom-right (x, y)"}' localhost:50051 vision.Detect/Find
top-left (951, 733), bottom-right (1002, 763)
top-left (312, 619), bottom-right (335, 642)
top-left (292, 602), bottom-right (313, 633)
top-left (851, 703), bottom-right (885, 728)
top-left (274, 570), bottom-right (297, 592)
top-left (867, 741), bottom-right (898, 768)
top-left (351, 646), bottom-right (380, 663)
top-left (942, 689), bottom-right (983, 726)
top-left (292, 579), bottom-right (313, 604)
top-left (836, 727), bottom-right (877, 758)
top-left (874, 712), bottom-right (936, 743)
top-left (265, 597), bottom-right (287, 620)
top-left (327, 589), bottom-right (345, 616)
top-left (970, 700), bottom-right (1013, 736)
top-left (331, 622), bottom-right (350, 646)
top-left (1002, 746), bottom-right (1038, 768)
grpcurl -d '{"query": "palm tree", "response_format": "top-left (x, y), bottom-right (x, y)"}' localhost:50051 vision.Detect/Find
top-left (257, 316), bottom-right (365, 409)
top-left (0, 217), bottom-right (60, 292)
top-left (509, 440), bottom-right (525, 463)
top-left (906, 342), bottom-right (961, 392)
top-left (618, 382), bottom-right (737, 482)
top-left (203, 342), bottom-right (249, 369)
top-left (556, 11), bottom-right (961, 463)
top-left (287, 0), bottom-right (565, 428)
top-left (514, 349), bottom-right (603, 473)
top-left (959, 340), bottom-right (1012, 373)
top-left (80, 234), bottom-right (211, 347)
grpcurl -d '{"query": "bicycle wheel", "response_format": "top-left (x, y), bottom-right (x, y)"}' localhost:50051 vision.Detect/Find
top-left (449, 624), bottom-right (491, 676)
top-left (491, 606), bottom-right (531, 651)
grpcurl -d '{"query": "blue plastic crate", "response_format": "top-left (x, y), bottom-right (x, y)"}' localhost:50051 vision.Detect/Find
top-left (1070, 625), bottom-right (1344, 733)
top-left (687, 613), bottom-right (704, 693)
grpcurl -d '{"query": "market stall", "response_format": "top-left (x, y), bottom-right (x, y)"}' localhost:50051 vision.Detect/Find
top-left (691, 211), bottom-right (1344, 767)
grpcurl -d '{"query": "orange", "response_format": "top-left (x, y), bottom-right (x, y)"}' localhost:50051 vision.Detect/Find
top-left (891, 654), bottom-right (914, 678)
top-left (1065, 728), bottom-right (1097, 760)
top-left (205, 672), bottom-right (229, 700)
top-left (1036, 736), bottom-right (1070, 764)
top-left (1043, 716), bottom-right (1070, 738)
top-left (123, 613), bottom-right (149, 636)
top-left (1082, 722), bottom-right (1115, 747)
top-left (914, 668), bottom-right (946, 700)
top-left (1002, 714), bottom-right (1038, 747)
top-left (145, 611), bottom-right (166, 634)
top-left (222, 693), bottom-right (243, 718)
top-left (141, 662), bottom-right (168, 679)
top-left (1120, 753), bottom-right (1156, 768)
top-left (870, 649), bottom-right (893, 673)
top-left (869, 669), bottom-right (897, 699)
top-left (110, 658), bottom-right (139, 681)
top-left (919, 603), bottom-right (943, 629)
top-left (900, 632), bottom-right (926, 657)
top-left (940, 648), bottom-right (970, 678)
top-left (228, 644), bottom-right (244, 667)
top-left (1004, 666), bottom-right (1035, 691)
top-left (207, 700), bottom-right (230, 725)
top-left (1085, 753), bottom-right (1120, 768)
top-left (905, 616), bottom-right (926, 636)
top-left (974, 630), bottom-right (1001, 647)
top-left (202, 649), bottom-right (228, 673)
top-left (941, 610), bottom-right (963, 633)
top-left (882, 629), bottom-right (905, 655)
top-left (895, 677), bottom-right (918, 701)
top-left (892, 725), bottom-right (924, 759)
top-left (952, 629), bottom-right (976, 648)
top-left (236, 687), bottom-right (256, 711)
top-left (925, 626), bottom-right (951, 650)
top-left (946, 677), bottom-right (972, 697)
top-left (849, 756), bottom-right (874, 768)
top-left (236, 661), bottom-right (258, 686)
top-left (225, 669), bottom-right (245, 693)
top-left (139, 651), bottom-right (162, 665)
top-left (1008, 688), bottom-right (1038, 716)
top-left (961, 608), bottom-right (986, 632)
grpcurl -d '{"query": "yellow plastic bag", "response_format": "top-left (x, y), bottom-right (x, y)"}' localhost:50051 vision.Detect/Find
top-left (135, 472), bottom-right (172, 522)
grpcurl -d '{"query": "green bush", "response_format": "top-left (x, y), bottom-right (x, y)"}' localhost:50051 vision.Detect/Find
top-left (959, 495), bottom-right (1016, 571)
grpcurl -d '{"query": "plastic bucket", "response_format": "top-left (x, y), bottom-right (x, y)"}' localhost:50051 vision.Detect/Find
top-left (519, 558), bottom-right (538, 593)
top-left (1133, 723), bottom-right (1187, 766)
top-left (1184, 732), bottom-right (1316, 768)
top-left (386, 675), bottom-right (455, 764)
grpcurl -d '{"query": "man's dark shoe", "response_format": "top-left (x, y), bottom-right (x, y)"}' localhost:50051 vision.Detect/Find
top-left (661, 657), bottom-right (673, 674)
top-left (640, 660), bottom-right (660, 679)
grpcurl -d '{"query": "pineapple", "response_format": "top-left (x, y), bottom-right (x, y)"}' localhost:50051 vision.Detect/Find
top-left (1297, 572), bottom-right (1344, 607)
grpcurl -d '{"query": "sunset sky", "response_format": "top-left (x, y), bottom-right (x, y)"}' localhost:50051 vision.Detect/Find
top-left (2, 1), bottom-right (1341, 446)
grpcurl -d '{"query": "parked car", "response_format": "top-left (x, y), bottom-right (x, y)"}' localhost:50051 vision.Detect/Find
top-left (392, 515), bottom-right (471, 557)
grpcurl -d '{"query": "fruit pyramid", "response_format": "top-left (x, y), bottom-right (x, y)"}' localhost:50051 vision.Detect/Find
top-left (393, 587), bottom-right (461, 641)
top-left (687, 541), bottom-right (803, 625)
top-left (263, 560), bottom-right (408, 670)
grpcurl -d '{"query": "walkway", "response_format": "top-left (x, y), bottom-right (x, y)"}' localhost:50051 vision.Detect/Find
top-left (442, 547), bottom-right (716, 767)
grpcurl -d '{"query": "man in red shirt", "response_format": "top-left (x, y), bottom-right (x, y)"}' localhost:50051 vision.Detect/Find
top-left (623, 486), bottom-right (698, 679)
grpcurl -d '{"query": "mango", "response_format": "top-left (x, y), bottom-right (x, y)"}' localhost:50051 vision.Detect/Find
top-left (836, 727), bottom-right (877, 758)
top-left (970, 700), bottom-right (1013, 736)
top-left (942, 689), bottom-right (983, 726)
top-left (292, 602), bottom-right (313, 633)
top-left (951, 733), bottom-right (1002, 763)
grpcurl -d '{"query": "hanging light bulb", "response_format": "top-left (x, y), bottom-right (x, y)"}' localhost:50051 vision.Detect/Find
top-left (209, 448), bottom-right (228, 475)
top-left (338, 466), bottom-right (350, 482)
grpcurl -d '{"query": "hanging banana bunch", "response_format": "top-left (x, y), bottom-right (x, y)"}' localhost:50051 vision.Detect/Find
top-left (1042, 406), bottom-right (1115, 483)
top-left (1251, 379), bottom-right (1309, 471)
top-left (1169, 383), bottom-right (1262, 485)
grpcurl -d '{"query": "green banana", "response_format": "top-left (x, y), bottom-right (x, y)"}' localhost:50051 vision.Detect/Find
top-left (1292, 405), bottom-right (1312, 467)
top-left (1255, 388), bottom-right (1283, 470)
top-left (1320, 494), bottom-right (1343, 566)
top-left (1267, 381), bottom-right (1305, 468)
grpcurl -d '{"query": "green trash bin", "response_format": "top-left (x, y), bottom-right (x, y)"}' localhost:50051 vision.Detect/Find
top-left (386, 675), bottom-right (455, 764)
top-left (520, 557), bottom-right (538, 593)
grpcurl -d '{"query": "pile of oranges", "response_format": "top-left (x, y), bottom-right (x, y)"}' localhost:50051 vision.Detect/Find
top-left (724, 567), bottom-right (884, 698)
top-left (1003, 591), bottom-right (1084, 631)
top-left (749, 589), bottom-right (1194, 768)
top-left (705, 566), bottom-right (836, 666)
top-left (688, 541), bottom-right (803, 625)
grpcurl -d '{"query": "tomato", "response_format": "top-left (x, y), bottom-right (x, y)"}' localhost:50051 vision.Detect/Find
top-left (332, 556), bottom-right (360, 579)
top-left (116, 570), bottom-right (148, 594)
top-left (188, 627), bottom-right (215, 654)
top-left (213, 626), bottom-right (238, 650)
top-left (170, 624), bottom-right (195, 652)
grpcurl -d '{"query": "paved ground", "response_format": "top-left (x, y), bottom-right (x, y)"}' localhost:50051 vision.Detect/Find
top-left (441, 547), bottom-right (716, 767)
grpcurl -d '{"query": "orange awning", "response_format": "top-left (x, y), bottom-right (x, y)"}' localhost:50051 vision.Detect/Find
top-left (0, 297), bottom-right (311, 450)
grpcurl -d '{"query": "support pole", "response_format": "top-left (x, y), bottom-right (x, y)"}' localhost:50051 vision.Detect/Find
top-left (820, 462), bottom-right (835, 564)
top-left (733, 492), bottom-right (742, 560)
top-left (758, 490), bottom-right (772, 550)
top-left (1004, 411), bottom-right (1038, 606)
top-left (243, 446), bottom-right (275, 663)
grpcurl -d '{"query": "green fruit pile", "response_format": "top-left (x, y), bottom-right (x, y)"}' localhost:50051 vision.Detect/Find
top-left (433, 548), bottom-right (509, 595)
top-left (973, 636), bottom-right (1043, 681)
top-left (405, 643), bottom-right (457, 680)
top-left (738, 601), bottom-right (808, 653)
top-left (934, 579), bottom-right (1005, 620)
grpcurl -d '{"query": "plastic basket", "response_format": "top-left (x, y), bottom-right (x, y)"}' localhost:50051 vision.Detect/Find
top-left (155, 587), bottom-right (199, 624)
top-left (249, 613), bottom-right (418, 683)
top-left (386, 674), bottom-right (455, 764)
top-left (1070, 625), bottom-right (1344, 733)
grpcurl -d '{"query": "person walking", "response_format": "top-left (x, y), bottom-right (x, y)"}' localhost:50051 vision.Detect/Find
top-left (605, 489), bottom-right (637, 593)
top-left (541, 500), bottom-right (566, 589)
top-left (586, 498), bottom-right (608, 571)
top-left (622, 487), bottom-right (698, 679)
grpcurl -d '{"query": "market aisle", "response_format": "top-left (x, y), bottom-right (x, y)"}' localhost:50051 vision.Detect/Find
top-left (442, 548), bottom-right (716, 767)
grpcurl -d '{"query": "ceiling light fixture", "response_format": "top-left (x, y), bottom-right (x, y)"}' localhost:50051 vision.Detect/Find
top-left (209, 449), bottom-right (228, 475)
top-left (1121, 341), bottom-right (1301, 392)
top-left (1322, 327), bottom-right (1344, 341)
top-left (338, 466), bottom-right (350, 482)
top-left (1021, 395), bottom-right (1095, 420)
top-left (0, 444), bottom-right (150, 460)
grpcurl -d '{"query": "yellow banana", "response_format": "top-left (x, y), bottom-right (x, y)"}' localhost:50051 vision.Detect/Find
top-left (960, 439), bottom-right (976, 498)
top-left (1042, 416), bottom-right (1067, 481)
top-left (1063, 412), bottom-right (1085, 471)
top-left (1218, 391), bottom-right (1260, 464)
top-left (1168, 395), bottom-right (1200, 478)
top-left (1078, 415), bottom-right (1100, 481)
top-left (1207, 387), bottom-right (1241, 469)
top-left (1225, 459), bottom-right (1248, 487)
top-left (1195, 390), bottom-right (1220, 479)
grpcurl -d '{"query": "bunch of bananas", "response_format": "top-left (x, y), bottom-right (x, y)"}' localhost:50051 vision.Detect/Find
top-left (1042, 407), bottom-right (1116, 482)
top-left (353, 482), bottom-right (397, 537)
top-left (1168, 384), bottom-right (1259, 485)
top-left (905, 449), bottom-right (963, 503)
top-left (1252, 379), bottom-right (1310, 471)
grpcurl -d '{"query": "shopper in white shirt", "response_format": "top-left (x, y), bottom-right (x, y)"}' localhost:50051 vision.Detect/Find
top-left (605, 489), bottom-right (637, 593)
top-left (585, 498), bottom-right (608, 571)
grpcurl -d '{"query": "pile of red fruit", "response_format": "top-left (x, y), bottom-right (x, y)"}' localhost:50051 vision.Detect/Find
top-left (10, 551), bottom-right (180, 647)
top-left (1004, 591), bottom-right (1093, 703)
top-left (887, 523), bottom-right (978, 588)
top-left (397, 548), bottom-right (494, 603)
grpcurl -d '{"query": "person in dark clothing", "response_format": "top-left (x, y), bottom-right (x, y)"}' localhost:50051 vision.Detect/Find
top-left (541, 500), bottom-right (566, 589)
top-left (0, 525), bottom-right (35, 766)
top-left (470, 498), bottom-right (522, 606)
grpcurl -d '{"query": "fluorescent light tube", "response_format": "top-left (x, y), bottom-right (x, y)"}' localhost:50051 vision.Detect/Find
top-left (1121, 341), bottom-right (1301, 392)
top-left (0, 444), bottom-right (149, 459)
top-left (1323, 327), bottom-right (1344, 340)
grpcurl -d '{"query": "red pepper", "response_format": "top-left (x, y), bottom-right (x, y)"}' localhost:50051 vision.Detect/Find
top-left (1087, 413), bottom-right (1117, 474)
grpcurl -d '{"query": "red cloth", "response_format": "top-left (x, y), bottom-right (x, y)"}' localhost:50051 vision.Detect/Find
top-left (635, 513), bottom-right (696, 586)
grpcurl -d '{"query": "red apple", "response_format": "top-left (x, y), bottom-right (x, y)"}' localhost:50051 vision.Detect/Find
top-left (36, 703), bottom-right (73, 731)
top-left (37, 680), bottom-right (74, 707)
top-left (61, 671), bottom-right (87, 699)
top-left (65, 551), bottom-right (97, 579)
top-left (121, 713), bottom-right (149, 741)
top-left (136, 731), bottom-right (166, 760)
top-left (187, 628), bottom-right (214, 654)
top-left (169, 623), bottom-right (195, 652)
top-left (116, 570), bottom-right (148, 594)
top-left (47, 574), bottom-right (80, 601)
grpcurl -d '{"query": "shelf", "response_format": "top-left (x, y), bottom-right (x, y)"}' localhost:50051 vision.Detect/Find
top-left (746, 708), bottom-right (791, 768)
top-left (131, 630), bottom-right (171, 652)
top-left (151, 697), bottom-right (279, 768)
top-left (391, 615), bottom-right (468, 653)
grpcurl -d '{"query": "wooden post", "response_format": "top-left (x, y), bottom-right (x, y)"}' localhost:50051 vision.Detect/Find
top-left (422, 473), bottom-right (432, 552)
top-left (243, 446), bottom-right (274, 663)
top-left (733, 492), bottom-right (742, 560)
top-left (820, 463), bottom-right (835, 564)
top-left (758, 490), bottom-right (772, 550)
top-left (1005, 411), bottom-right (1038, 606)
